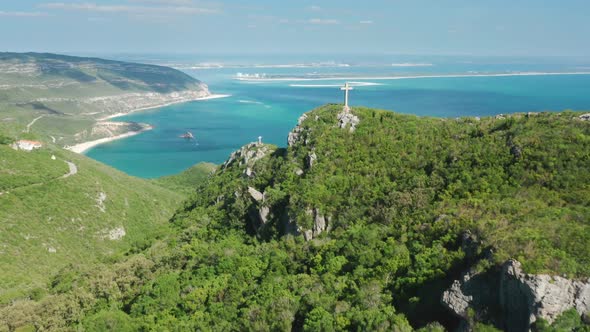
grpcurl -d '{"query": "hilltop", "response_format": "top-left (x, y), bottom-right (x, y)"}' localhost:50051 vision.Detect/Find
top-left (2, 105), bottom-right (589, 331)
top-left (0, 52), bottom-right (211, 148)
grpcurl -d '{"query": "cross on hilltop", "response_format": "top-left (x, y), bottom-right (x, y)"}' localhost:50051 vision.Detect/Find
top-left (340, 82), bottom-right (353, 112)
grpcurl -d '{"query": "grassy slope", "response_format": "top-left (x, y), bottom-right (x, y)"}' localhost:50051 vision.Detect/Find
top-left (0, 141), bottom-right (183, 302)
top-left (152, 162), bottom-right (217, 195)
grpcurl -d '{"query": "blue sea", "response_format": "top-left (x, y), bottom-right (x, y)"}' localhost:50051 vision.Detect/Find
top-left (86, 55), bottom-right (590, 178)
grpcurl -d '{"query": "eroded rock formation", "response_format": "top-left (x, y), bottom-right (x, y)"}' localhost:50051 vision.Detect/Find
top-left (442, 259), bottom-right (590, 331)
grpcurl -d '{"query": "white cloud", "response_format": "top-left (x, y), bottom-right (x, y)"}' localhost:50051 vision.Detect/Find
top-left (39, 2), bottom-right (219, 15)
top-left (359, 20), bottom-right (373, 24)
top-left (308, 18), bottom-right (339, 25)
top-left (0, 11), bottom-right (48, 17)
top-left (129, 0), bottom-right (195, 4)
top-left (308, 5), bottom-right (321, 11)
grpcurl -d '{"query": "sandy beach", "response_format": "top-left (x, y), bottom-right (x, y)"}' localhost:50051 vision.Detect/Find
top-left (235, 71), bottom-right (590, 82)
top-left (69, 94), bottom-right (231, 153)
top-left (66, 126), bottom-right (153, 154)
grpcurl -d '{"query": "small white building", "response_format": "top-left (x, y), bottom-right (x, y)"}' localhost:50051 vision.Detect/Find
top-left (11, 140), bottom-right (43, 151)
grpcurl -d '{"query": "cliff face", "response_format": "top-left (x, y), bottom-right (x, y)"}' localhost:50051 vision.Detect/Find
top-left (442, 259), bottom-right (590, 331)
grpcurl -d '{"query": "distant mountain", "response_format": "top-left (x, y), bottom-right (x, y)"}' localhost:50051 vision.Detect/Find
top-left (2, 105), bottom-right (589, 331)
top-left (0, 52), bottom-right (210, 146)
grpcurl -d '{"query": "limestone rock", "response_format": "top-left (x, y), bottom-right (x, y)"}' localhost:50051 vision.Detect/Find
top-left (244, 167), bottom-right (254, 178)
top-left (300, 208), bottom-right (331, 241)
top-left (288, 113), bottom-right (309, 147)
top-left (442, 259), bottom-right (590, 331)
top-left (96, 192), bottom-right (107, 213)
top-left (302, 229), bottom-right (314, 241)
top-left (248, 187), bottom-right (264, 202)
top-left (246, 187), bottom-right (271, 232)
top-left (259, 206), bottom-right (270, 225)
top-left (442, 279), bottom-right (473, 318)
top-left (337, 109), bottom-right (360, 132)
top-left (107, 227), bottom-right (126, 240)
top-left (222, 142), bottom-right (271, 170)
top-left (306, 152), bottom-right (317, 169)
top-left (500, 259), bottom-right (590, 326)
top-left (579, 113), bottom-right (590, 121)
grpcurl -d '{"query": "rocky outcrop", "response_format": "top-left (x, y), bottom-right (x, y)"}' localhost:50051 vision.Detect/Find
top-left (579, 113), bottom-right (590, 121)
top-left (246, 186), bottom-right (271, 231)
top-left (299, 208), bottom-right (331, 241)
top-left (501, 260), bottom-right (590, 326)
top-left (288, 113), bottom-right (309, 147)
top-left (222, 142), bottom-right (272, 170)
top-left (306, 152), bottom-right (317, 169)
top-left (337, 109), bottom-right (360, 132)
top-left (248, 186), bottom-right (264, 202)
top-left (442, 259), bottom-right (590, 331)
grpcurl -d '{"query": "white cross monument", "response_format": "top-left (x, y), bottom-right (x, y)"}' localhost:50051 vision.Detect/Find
top-left (340, 82), bottom-right (353, 112)
top-left (258, 136), bottom-right (263, 145)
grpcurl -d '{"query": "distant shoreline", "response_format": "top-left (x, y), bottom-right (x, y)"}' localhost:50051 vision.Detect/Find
top-left (68, 94), bottom-right (231, 154)
top-left (235, 71), bottom-right (590, 82)
top-left (98, 94), bottom-right (231, 121)
top-left (66, 125), bottom-right (153, 154)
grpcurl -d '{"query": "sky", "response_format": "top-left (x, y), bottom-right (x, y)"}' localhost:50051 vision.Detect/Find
top-left (1, 0), bottom-right (590, 56)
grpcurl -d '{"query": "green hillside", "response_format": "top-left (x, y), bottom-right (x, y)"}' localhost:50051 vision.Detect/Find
top-left (0, 135), bottom-right (184, 302)
top-left (153, 162), bottom-right (217, 195)
top-left (1, 105), bottom-right (589, 331)
top-left (0, 52), bottom-right (210, 147)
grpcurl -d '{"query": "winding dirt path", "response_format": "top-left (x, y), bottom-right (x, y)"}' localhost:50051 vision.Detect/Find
top-left (61, 161), bottom-right (78, 178)
top-left (0, 159), bottom-right (78, 197)
top-left (24, 115), bottom-right (45, 133)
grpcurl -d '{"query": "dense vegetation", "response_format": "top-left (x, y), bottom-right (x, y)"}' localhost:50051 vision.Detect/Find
top-left (1, 105), bottom-right (589, 331)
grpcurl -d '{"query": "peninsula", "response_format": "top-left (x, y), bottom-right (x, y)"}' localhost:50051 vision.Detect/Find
top-left (0, 52), bottom-right (225, 151)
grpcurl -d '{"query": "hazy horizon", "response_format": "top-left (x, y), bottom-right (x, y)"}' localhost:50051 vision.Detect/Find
top-left (2, 0), bottom-right (590, 57)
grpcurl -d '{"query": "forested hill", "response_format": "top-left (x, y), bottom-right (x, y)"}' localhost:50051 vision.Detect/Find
top-left (0, 52), bottom-right (210, 146)
top-left (2, 105), bottom-right (590, 331)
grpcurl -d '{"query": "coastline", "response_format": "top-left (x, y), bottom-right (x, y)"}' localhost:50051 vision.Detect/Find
top-left (234, 71), bottom-right (590, 82)
top-left (98, 94), bottom-right (231, 121)
top-left (69, 93), bottom-right (231, 154)
top-left (66, 125), bottom-right (153, 154)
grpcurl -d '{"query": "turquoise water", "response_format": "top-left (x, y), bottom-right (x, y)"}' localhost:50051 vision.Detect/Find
top-left (87, 59), bottom-right (590, 178)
